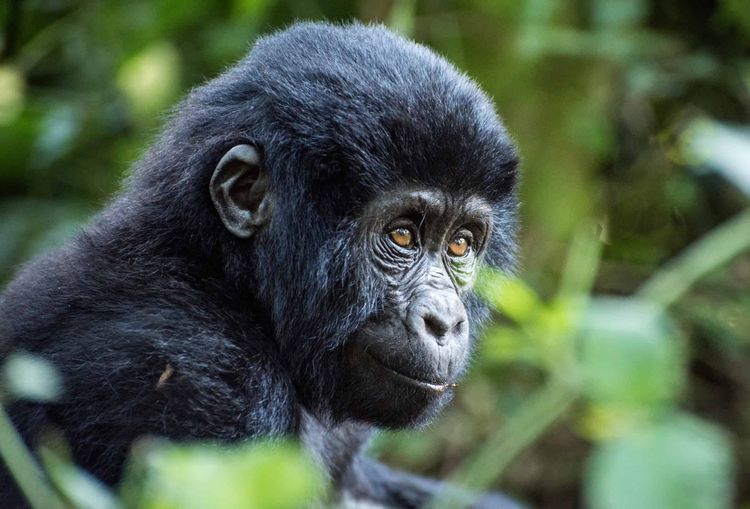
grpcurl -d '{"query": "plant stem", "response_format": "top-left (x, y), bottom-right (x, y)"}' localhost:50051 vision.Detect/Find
top-left (0, 405), bottom-right (63, 509)
top-left (435, 377), bottom-right (577, 509)
top-left (557, 221), bottom-right (604, 300)
top-left (637, 209), bottom-right (750, 307)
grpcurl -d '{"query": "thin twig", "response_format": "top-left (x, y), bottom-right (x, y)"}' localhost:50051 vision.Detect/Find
top-left (637, 209), bottom-right (750, 307)
top-left (431, 377), bottom-right (578, 509)
top-left (0, 405), bottom-right (64, 509)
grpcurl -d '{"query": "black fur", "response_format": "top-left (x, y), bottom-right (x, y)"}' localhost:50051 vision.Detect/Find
top-left (0, 22), bottom-right (519, 508)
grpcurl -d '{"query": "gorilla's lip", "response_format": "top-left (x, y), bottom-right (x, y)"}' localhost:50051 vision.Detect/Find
top-left (363, 349), bottom-right (450, 393)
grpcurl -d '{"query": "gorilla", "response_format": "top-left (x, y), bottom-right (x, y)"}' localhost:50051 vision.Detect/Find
top-left (0, 22), bottom-right (520, 508)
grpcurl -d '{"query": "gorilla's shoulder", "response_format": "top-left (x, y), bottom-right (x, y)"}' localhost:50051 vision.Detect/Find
top-left (0, 234), bottom-right (259, 355)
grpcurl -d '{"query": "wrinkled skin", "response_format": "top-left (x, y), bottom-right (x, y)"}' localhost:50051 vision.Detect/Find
top-left (343, 190), bottom-right (494, 427)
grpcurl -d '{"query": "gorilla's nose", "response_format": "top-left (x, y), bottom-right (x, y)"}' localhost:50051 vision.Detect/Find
top-left (407, 293), bottom-right (468, 346)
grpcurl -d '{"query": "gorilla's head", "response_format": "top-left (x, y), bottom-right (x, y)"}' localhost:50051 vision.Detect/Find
top-left (133, 22), bottom-right (518, 428)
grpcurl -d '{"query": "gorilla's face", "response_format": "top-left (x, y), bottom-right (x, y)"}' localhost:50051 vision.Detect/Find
top-left (342, 189), bottom-right (492, 427)
top-left (210, 145), bottom-right (502, 427)
top-left (210, 141), bottom-right (510, 429)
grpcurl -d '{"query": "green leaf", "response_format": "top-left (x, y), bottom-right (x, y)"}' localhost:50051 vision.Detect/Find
top-left (476, 271), bottom-right (542, 323)
top-left (388, 0), bottom-right (417, 36)
top-left (0, 65), bottom-right (25, 125)
top-left (591, 0), bottom-right (647, 28)
top-left (680, 118), bottom-right (750, 196)
top-left (482, 325), bottom-right (541, 364)
top-left (117, 42), bottom-right (181, 122)
top-left (122, 440), bottom-right (325, 509)
top-left (578, 297), bottom-right (684, 409)
top-left (1, 352), bottom-right (62, 403)
top-left (586, 413), bottom-right (734, 509)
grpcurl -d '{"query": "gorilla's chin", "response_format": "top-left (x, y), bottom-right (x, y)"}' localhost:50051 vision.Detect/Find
top-left (339, 342), bottom-right (454, 429)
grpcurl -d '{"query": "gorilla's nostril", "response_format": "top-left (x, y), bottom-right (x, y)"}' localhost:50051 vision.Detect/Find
top-left (423, 315), bottom-right (449, 339)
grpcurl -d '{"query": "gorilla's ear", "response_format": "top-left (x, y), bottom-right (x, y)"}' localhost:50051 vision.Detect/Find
top-left (210, 144), bottom-right (271, 238)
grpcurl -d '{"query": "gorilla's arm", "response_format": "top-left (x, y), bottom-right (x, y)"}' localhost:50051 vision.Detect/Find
top-left (301, 416), bottom-right (522, 509)
top-left (344, 458), bottom-right (523, 509)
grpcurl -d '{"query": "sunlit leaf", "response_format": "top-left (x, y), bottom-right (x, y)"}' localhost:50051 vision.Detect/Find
top-left (591, 0), bottom-right (647, 28)
top-left (117, 42), bottom-right (181, 122)
top-left (477, 271), bottom-right (542, 323)
top-left (578, 404), bottom-right (648, 441)
top-left (578, 297), bottom-right (684, 409)
top-left (388, 0), bottom-right (417, 36)
top-left (33, 105), bottom-right (82, 168)
top-left (482, 325), bottom-right (541, 364)
top-left (586, 413), bottom-right (734, 509)
top-left (1, 352), bottom-right (62, 403)
top-left (680, 118), bottom-right (750, 196)
top-left (122, 440), bottom-right (324, 509)
top-left (0, 66), bottom-right (25, 125)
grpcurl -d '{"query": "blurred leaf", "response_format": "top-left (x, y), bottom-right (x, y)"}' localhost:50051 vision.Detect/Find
top-left (719, 0), bottom-right (750, 36)
top-left (681, 119), bottom-right (750, 197)
top-left (477, 271), bottom-right (542, 323)
top-left (122, 440), bottom-right (324, 509)
top-left (40, 448), bottom-right (123, 509)
top-left (388, 0), bottom-right (417, 37)
top-left (0, 66), bottom-right (25, 125)
top-left (578, 404), bottom-right (648, 441)
top-left (32, 104), bottom-right (82, 169)
top-left (586, 413), bottom-right (734, 509)
top-left (520, 0), bottom-right (560, 26)
top-left (578, 298), bottom-right (685, 409)
top-left (232, 0), bottom-right (271, 19)
top-left (482, 325), bottom-right (541, 364)
top-left (518, 27), bottom-right (679, 60)
top-left (1, 352), bottom-right (62, 403)
top-left (117, 42), bottom-right (181, 122)
top-left (0, 406), bottom-right (65, 509)
top-left (592, 0), bottom-right (648, 28)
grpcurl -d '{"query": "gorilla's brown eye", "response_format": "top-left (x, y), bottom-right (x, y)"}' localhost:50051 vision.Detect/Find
top-left (448, 235), bottom-right (471, 257)
top-left (389, 227), bottom-right (414, 248)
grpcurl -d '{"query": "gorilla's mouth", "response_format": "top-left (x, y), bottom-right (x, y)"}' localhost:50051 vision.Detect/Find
top-left (364, 349), bottom-right (450, 393)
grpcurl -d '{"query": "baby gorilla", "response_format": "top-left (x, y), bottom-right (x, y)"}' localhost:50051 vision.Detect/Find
top-left (0, 22), bottom-right (520, 508)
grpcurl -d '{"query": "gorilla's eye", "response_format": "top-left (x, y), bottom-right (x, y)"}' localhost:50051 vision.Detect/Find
top-left (389, 227), bottom-right (414, 249)
top-left (447, 232), bottom-right (472, 257)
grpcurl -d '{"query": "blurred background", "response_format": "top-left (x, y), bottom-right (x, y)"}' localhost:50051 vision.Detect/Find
top-left (0, 1), bottom-right (748, 508)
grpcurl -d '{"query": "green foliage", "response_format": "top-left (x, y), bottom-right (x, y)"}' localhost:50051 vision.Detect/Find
top-left (578, 298), bottom-right (684, 410)
top-left (1, 352), bottom-right (62, 403)
top-left (121, 441), bottom-right (324, 509)
top-left (586, 414), bottom-right (733, 509)
top-left (117, 42), bottom-right (181, 122)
